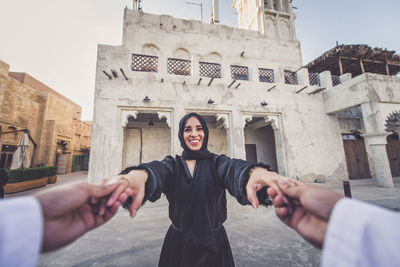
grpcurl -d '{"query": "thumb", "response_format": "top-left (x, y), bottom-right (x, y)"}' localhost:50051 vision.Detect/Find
top-left (277, 179), bottom-right (303, 200)
top-left (87, 182), bottom-right (119, 198)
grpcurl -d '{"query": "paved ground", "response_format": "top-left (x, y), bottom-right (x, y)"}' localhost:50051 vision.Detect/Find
top-left (5, 173), bottom-right (400, 267)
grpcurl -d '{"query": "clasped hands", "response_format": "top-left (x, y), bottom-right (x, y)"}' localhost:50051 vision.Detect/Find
top-left (35, 167), bottom-right (344, 253)
top-left (104, 167), bottom-right (344, 248)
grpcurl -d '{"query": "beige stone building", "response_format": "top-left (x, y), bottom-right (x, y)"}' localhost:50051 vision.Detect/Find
top-left (89, 1), bottom-right (399, 187)
top-left (0, 59), bottom-right (91, 173)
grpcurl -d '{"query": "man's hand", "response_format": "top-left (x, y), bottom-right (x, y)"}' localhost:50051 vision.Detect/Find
top-left (268, 179), bottom-right (344, 248)
top-left (35, 182), bottom-right (121, 252)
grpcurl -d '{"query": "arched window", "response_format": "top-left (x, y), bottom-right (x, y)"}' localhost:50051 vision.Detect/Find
top-left (7, 126), bottom-right (18, 141)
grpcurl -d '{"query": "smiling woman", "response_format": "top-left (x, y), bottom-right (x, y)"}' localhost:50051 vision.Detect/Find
top-left (103, 112), bottom-right (283, 267)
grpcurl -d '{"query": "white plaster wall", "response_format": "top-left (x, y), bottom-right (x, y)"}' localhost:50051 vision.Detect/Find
top-left (324, 74), bottom-right (400, 115)
top-left (244, 125), bottom-right (278, 171)
top-left (89, 9), bottom-right (348, 183)
top-left (208, 127), bottom-right (228, 155)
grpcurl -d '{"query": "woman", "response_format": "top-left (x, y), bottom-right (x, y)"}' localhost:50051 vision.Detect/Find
top-left (106, 113), bottom-right (283, 267)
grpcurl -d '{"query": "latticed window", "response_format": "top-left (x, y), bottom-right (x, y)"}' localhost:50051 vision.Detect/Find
top-left (167, 58), bottom-right (191, 76)
top-left (131, 54), bottom-right (158, 72)
top-left (284, 70), bottom-right (298, 85)
top-left (230, 65), bottom-right (249, 80)
top-left (332, 75), bottom-right (341, 86)
top-left (199, 62), bottom-right (221, 78)
top-left (259, 68), bottom-right (274, 83)
top-left (309, 73), bottom-right (321, 87)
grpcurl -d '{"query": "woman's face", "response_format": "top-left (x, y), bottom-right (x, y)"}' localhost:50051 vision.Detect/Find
top-left (183, 116), bottom-right (204, 151)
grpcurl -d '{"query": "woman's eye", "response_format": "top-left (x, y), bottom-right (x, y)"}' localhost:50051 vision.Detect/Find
top-left (197, 128), bottom-right (203, 131)
top-left (184, 129), bottom-right (191, 132)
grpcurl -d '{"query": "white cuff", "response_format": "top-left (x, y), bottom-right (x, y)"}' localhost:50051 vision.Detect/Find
top-left (0, 197), bottom-right (43, 267)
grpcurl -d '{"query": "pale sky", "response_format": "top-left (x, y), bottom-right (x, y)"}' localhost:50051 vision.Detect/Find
top-left (0, 0), bottom-right (398, 120)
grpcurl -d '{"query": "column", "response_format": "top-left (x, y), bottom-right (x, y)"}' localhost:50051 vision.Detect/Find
top-left (361, 102), bottom-right (393, 187)
top-left (157, 111), bottom-right (173, 155)
top-left (215, 113), bottom-right (232, 156)
top-left (230, 110), bottom-right (249, 159)
top-left (265, 114), bottom-right (287, 176)
top-left (362, 133), bottom-right (393, 187)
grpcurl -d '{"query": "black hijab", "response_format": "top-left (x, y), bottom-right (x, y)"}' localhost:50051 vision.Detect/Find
top-left (179, 113), bottom-right (213, 160)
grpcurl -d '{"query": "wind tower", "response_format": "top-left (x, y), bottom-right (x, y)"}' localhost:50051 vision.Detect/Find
top-left (232, 0), bottom-right (297, 41)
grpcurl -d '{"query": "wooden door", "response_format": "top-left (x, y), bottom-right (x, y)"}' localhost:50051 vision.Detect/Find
top-left (245, 144), bottom-right (257, 163)
top-left (343, 135), bottom-right (371, 179)
top-left (386, 134), bottom-right (400, 177)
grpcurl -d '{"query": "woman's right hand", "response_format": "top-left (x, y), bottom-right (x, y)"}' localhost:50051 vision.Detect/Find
top-left (104, 169), bottom-right (149, 218)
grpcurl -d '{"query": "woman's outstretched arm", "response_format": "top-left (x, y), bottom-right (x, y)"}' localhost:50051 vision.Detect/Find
top-left (104, 156), bottom-right (175, 217)
top-left (215, 155), bottom-right (285, 207)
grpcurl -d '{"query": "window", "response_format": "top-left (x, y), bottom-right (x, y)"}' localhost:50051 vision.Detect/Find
top-left (167, 58), bottom-right (191, 76)
top-left (0, 144), bottom-right (17, 168)
top-left (199, 62), bottom-right (221, 78)
top-left (284, 70), bottom-right (298, 85)
top-left (131, 54), bottom-right (158, 72)
top-left (332, 75), bottom-right (341, 86)
top-left (230, 65), bottom-right (249, 81)
top-left (259, 68), bottom-right (274, 83)
top-left (308, 73), bottom-right (321, 87)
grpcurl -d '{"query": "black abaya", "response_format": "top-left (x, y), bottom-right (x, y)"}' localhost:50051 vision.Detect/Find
top-left (122, 154), bottom-right (268, 267)
top-left (121, 112), bottom-right (269, 267)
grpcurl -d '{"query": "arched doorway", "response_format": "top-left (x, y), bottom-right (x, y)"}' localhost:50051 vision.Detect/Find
top-left (244, 117), bottom-right (278, 172)
top-left (123, 113), bottom-right (171, 168)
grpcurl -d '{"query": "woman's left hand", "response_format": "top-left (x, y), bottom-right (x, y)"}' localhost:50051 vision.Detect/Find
top-left (246, 167), bottom-right (288, 208)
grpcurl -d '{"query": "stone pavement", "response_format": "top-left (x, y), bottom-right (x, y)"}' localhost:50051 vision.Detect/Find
top-left (6, 172), bottom-right (400, 267)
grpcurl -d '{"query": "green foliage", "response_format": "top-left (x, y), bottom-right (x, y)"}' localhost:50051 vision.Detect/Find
top-left (5, 166), bottom-right (57, 184)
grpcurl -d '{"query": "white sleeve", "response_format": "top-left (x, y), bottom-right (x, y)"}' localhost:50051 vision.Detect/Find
top-left (322, 198), bottom-right (400, 267)
top-left (0, 197), bottom-right (43, 267)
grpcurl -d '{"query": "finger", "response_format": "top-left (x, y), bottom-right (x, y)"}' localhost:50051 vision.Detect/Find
top-left (272, 194), bottom-right (285, 207)
top-left (275, 206), bottom-right (289, 217)
top-left (267, 187), bottom-right (277, 198)
top-left (86, 181), bottom-right (119, 199)
top-left (118, 188), bottom-right (134, 203)
top-left (246, 182), bottom-right (259, 208)
top-left (98, 197), bottom-right (109, 216)
top-left (130, 188), bottom-right (145, 218)
top-left (117, 192), bottom-right (130, 204)
top-left (106, 182), bottom-right (128, 206)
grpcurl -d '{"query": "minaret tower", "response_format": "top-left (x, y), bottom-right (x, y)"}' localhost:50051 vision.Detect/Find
top-left (232, 0), bottom-right (297, 41)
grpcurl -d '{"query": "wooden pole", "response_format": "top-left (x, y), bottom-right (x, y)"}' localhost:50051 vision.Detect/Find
top-left (338, 57), bottom-right (343, 75)
top-left (360, 59), bottom-right (365, 73)
top-left (385, 60), bottom-right (390, 76)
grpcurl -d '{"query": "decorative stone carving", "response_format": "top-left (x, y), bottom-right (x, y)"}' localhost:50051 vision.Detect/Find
top-left (121, 110), bottom-right (138, 127)
top-left (157, 111), bottom-right (171, 128)
top-left (264, 115), bottom-right (280, 130)
top-left (241, 114), bottom-right (253, 128)
top-left (385, 111), bottom-right (400, 133)
top-left (215, 114), bottom-right (229, 130)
